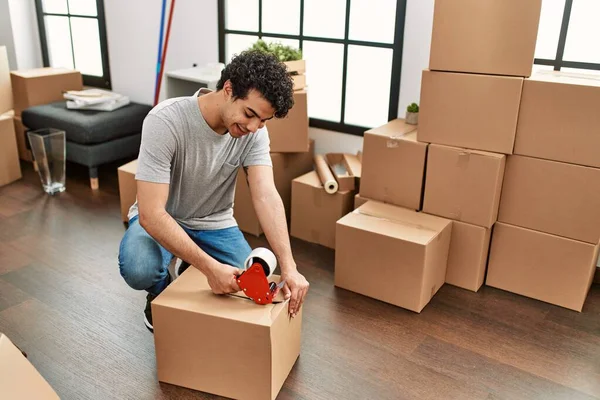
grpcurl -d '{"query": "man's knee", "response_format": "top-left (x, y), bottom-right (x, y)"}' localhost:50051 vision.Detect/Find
top-left (118, 223), bottom-right (164, 291)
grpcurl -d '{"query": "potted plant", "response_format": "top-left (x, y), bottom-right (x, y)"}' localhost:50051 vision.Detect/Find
top-left (249, 39), bottom-right (305, 90)
top-left (406, 102), bottom-right (419, 125)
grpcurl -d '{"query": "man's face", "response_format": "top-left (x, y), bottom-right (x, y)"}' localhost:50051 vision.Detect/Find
top-left (222, 83), bottom-right (275, 138)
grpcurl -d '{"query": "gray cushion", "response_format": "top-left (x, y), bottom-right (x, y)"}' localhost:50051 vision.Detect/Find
top-left (21, 101), bottom-right (152, 145)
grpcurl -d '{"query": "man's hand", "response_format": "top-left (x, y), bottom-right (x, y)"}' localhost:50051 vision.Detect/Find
top-left (280, 269), bottom-right (309, 317)
top-left (205, 262), bottom-right (241, 294)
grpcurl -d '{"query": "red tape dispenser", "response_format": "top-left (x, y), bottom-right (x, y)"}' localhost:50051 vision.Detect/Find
top-left (236, 248), bottom-right (283, 305)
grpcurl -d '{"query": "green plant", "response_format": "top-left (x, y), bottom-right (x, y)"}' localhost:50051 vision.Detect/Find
top-left (249, 39), bottom-right (302, 62)
top-left (407, 102), bottom-right (419, 113)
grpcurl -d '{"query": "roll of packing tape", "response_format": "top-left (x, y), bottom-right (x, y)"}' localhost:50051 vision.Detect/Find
top-left (244, 247), bottom-right (277, 278)
top-left (314, 154), bottom-right (338, 194)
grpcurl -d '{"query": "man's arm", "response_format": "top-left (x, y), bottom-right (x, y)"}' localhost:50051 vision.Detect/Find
top-left (246, 165), bottom-right (309, 316)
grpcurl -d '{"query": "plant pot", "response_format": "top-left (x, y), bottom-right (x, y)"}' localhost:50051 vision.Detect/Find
top-left (406, 111), bottom-right (418, 125)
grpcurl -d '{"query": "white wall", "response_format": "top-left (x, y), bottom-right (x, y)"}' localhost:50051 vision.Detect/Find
top-left (0, 0), bottom-right (17, 70)
top-left (8, 0), bottom-right (42, 70)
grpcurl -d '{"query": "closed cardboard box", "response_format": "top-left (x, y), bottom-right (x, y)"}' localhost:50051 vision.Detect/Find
top-left (486, 223), bottom-right (599, 312)
top-left (423, 144), bottom-right (505, 228)
top-left (0, 334), bottom-right (59, 399)
top-left (418, 70), bottom-right (524, 154)
top-left (335, 202), bottom-right (452, 313)
top-left (0, 114), bottom-right (22, 187)
top-left (266, 90), bottom-right (309, 153)
top-left (429, 0), bottom-right (542, 77)
top-left (118, 159), bottom-right (138, 222)
top-left (12, 115), bottom-right (32, 162)
top-left (360, 120), bottom-right (425, 210)
top-left (515, 71), bottom-right (600, 168)
top-left (0, 46), bottom-right (12, 115)
top-left (290, 171), bottom-right (354, 249)
top-left (498, 155), bottom-right (600, 244)
top-left (234, 141), bottom-right (315, 236)
top-left (444, 220), bottom-right (492, 292)
top-left (11, 68), bottom-right (83, 115)
top-left (153, 268), bottom-right (301, 400)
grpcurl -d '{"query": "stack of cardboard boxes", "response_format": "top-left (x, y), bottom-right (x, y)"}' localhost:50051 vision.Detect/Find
top-left (0, 46), bottom-right (22, 188)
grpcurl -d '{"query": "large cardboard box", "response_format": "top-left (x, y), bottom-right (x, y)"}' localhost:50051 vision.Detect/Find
top-left (444, 220), bottom-right (492, 292)
top-left (153, 267), bottom-right (301, 400)
top-left (266, 90), bottom-right (309, 153)
top-left (429, 0), bottom-right (542, 77)
top-left (234, 141), bottom-right (314, 236)
top-left (0, 334), bottom-right (59, 399)
top-left (0, 46), bottom-right (12, 114)
top-left (0, 114), bottom-right (22, 187)
top-left (354, 193), bottom-right (380, 210)
top-left (498, 155), bottom-right (600, 244)
top-left (118, 159), bottom-right (138, 222)
top-left (290, 171), bottom-right (354, 249)
top-left (486, 223), bottom-right (599, 312)
top-left (335, 201), bottom-right (452, 313)
top-left (418, 70), bottom-right (524, 154)
top-left (360, 119), bottom-right (425, 210)
top-left (13, 115), bottom-right (32, 162)
top-left (423, 144), bottom-right (505, 228)
top-left (11, 68), bottom-right (82, 115)
top-left (515, 71), bottom-right (600, 168)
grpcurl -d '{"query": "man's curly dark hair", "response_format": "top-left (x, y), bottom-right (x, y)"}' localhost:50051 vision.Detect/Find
top-left (217, 50), bottom-right (295, 119)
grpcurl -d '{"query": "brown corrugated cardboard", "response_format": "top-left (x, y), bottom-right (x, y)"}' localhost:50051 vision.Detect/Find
top-left (0, 46), bottom-right (12, 115)
top-left (266, 90), bottom-right (309, 153)
top-left (418, 70), bottom-right (524, 154)
top-left (486, 223), bottom-right (599, 312)
top-left (0, 114), bottom-right (22, 187)
top-left (290, 171), bottom-right (354, 249)
top-left (515, 71), bottom-right (600, 168)
top-left (0, 334), bottom-right (59, 399)
top-left (118, 159), bottom-right (138, 222)
top-left (429, 0), bottom-right (541, 77)
top-left (324, 153), bottom-right (358, 192)
top-left (360, 122), bottom-right (426, 210)
top-left (354, 193), bottom-right (381, 210)
top-left (152, 267), bottom-right (301, 400)
top-left (498, 155), bottom-right (600, 244)
top-left (335, 201), bottom-right (452, 312)
top-left (12, 115), bottom-right (32, 162)
top-left (234, 141), bottom-right (314, 236)
top-left (444, 220), bottom-right (492, 292)
top-left (11, 68), bottom-right (83, 115)
top-left (423, 144), bottom-right (505, 228)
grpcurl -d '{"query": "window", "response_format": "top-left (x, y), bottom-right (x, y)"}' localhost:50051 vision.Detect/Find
top-left (534, 0), bottom-right (600, 75)
top-left (35, 0), bottom-right (111, 89)
top-left (218, 0), bottom-right (407, 135)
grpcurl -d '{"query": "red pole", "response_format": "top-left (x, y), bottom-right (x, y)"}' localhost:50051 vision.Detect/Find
top-left (154, 0), bottom-right (176, 106)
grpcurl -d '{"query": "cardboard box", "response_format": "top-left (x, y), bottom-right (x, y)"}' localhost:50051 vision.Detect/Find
top-left (486, 223), bottom-right (599, 312)
top-left (266, 90), bottom-right (309, 153)
top-left (10, 68), bottom-right (82, 115)
top-left (152, 267), bottom-right (301, 400)
top-left (360, 120), bottom-right (425, 210)
top-left (444, 220), bottom-right (492, 292)
top-left (290, 171), bottom-right (354, 249)
top-left (423, 144), bottom-right (505, 228)
top-left (0, 334), bottom-right (59, 399)
top-left (498, 155), bottom-right (600, 244)
top-left (12, 115), bottom-right (32, 162)
top-left (118, 159), bottom-right (138, 222)
top-left (0, 114), bottom-right (22, 187)
top-left (0, 46), bottom-right (12, 115)
top-left (353, 193), bottom-right (381, 210)
top-left (324, 153), bottom-right (360, 192)
top-left (515, 71), bottom-right (600, 168)
top-left (429, 0), bottom-right (542, 77)
top-left (335, 201), bottom-right (452, 313)
top-left (418, 70), bottom-right (524, 154)
top-left (234, 141), bottom-right (314, 236)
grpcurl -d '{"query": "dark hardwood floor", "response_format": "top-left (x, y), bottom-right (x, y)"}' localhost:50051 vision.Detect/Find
top-left (1, 161), bottom-right (599, 400)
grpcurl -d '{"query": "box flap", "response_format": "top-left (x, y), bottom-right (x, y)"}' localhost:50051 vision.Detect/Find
top-left (343, 153), bottom-right (362, 178)
top-left (11, 67), bottom-right (79, 78)
top-left (432, 143), bottom-right (505, 159)
top-left (293, 170), bottom-right (322, 188)
top-left (529, 70), bottom-right (600, 88)
top-left (118, 159), bottom-right (138, 174)
top-left (365, 118), bottom-right (417, 137)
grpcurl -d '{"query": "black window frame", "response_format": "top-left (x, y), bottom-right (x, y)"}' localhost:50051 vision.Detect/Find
top-left (34, 0), bottom-right (112, 89)
top-left (534, 0), bottom-right (600, 72)
top-left (218, 0), bottom-right (407, 136)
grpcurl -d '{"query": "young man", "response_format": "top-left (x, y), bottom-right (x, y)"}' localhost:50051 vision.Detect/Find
top-left (118, 50), bottom-right (309, 331)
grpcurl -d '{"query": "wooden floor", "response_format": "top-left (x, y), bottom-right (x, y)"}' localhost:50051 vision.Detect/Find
top-left (1, 161), bottom-right (599, 400)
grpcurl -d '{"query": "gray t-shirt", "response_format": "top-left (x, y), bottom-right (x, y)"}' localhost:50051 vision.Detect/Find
top-left (128, 91), bottom-right (272, 230)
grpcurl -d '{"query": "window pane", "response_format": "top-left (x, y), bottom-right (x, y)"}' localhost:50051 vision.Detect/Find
top-left (303, 0), bottom-right (345, 39)
top-left (44, 16), bottom-right (74, 70)
top-left (42, 0), bottom-right (68, 14)
top-left (563, 0), bottom-right (600, 63)
top-left (534, 0), bottom-right (565, 59)
top-left (70, 17), bottom-right (102, 76)
top-left (344, 46), bottom-right (392, 128)
top-left (349, 0), bottom-right (396, 44)
top-left (226, 34), bottom-right (258, 64)
top-left (67, 0), bottom-right (97, 16)
top-left (262, 37), bottom-right (300, 53)
top-left (262, 0), bottom-right (300, 35)
top-left (302, 41), bottom-right (343, 122)
top-left (225, 0), bottom-right (258, 32)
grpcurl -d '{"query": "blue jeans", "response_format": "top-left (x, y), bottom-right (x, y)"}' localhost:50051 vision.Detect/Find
top-left (118, 216), bottom-right (252, 296)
